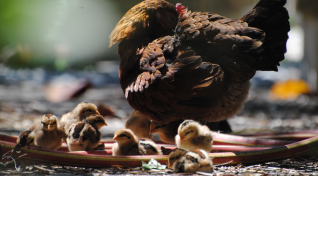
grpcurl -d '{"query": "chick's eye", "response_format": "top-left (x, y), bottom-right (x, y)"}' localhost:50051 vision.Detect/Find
top-left (51, 122), bottom-right (56, 125)
top-left (155, 126), bottom-right (162, 130)
top-left (185, 130), bottom-right (193, 136)
top-left (86, 109), bottom-right (93, 112)
top-left (119, 134), bottom-right (127, 138)
top-left (41, 121), bottom-right (47, 126)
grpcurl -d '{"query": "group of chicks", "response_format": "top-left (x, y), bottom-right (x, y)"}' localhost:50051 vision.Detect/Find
top-left (16, 102), bottom-right (107, 152)
top-left (123, 111), bottom-right (214, 173)
top-left (16, 103), bottom-right (214, 174)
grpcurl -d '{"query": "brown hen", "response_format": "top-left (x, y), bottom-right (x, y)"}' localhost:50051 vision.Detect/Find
top-left (109, 0), bottom-right (290, 123)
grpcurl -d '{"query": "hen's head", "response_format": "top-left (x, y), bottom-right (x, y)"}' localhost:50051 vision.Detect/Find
top-left (109, 0), bottom-right (185, 47)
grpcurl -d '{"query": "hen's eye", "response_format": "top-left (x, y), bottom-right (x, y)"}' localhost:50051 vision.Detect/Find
top-left (168, 14), bottom-right (175, 22)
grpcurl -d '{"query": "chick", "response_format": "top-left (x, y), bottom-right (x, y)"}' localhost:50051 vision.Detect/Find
top-left (84, 114), bottom-right (108, 130)
top-left (173, 149), bottom-right (213, 173)
top-left (149, 120), bottom-right (182, 144)
top-left (112, 129), bottom-right (146, 156)
top-left (66, 114), bottom-right (107, 151)
top-left (15, 130), bottom-right (34, 152)
top-left (16, 114), bottom-right (63, 150)
top-left (139, 139), bottom-right (162, 155)
top-left (60, 102), bottom-right (100, 133)
top-left (168, 148), bottom-right (187, 168)
top-left (125, 110), bottom-right (152, 139)
top-left (175, 120), bottom-right (213, 152)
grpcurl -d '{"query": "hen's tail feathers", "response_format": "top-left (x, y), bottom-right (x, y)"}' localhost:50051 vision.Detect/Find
top-left (241, 0), bottom-right (290, 71)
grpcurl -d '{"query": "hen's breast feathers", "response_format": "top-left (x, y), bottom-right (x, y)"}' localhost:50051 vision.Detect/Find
top-left (121, 3), bottom-right (289, 123)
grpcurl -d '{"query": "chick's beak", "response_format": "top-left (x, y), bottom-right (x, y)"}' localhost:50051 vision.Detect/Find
top-left (103, 122), bottom-right (108, 126)
top-left (48, 125), bottom-right (51, 130)
top-left (113, 135), bottom-right (119, 141)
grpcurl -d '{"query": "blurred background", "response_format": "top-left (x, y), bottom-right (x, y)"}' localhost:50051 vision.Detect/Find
top-left (0, 0), bottom-right (318, 136)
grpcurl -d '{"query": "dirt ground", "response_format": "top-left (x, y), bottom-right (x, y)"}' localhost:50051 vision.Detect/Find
top-left (1, 78), bottom-right (318, 176)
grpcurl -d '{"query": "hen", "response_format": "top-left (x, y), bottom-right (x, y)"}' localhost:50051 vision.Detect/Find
top-left (109, 0), bottom-right (290, 123)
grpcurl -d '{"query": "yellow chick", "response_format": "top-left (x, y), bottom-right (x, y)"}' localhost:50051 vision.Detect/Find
top-left (60, 102), bottom-right (100, 133)
top-left (175, 120), bottom-right (213, 152)
top-left (112, 129), bottom-right (146, 156)
top-left (149, 120), bottom-right (182, 144)
top-left (125, 110), bottom-right (152, 139)
top-left (66, 114), bottom-right (107, 151)
top-left (16, 114), bottom-right (64, 150)
top-left (173, 149), bottom-right (213, 173)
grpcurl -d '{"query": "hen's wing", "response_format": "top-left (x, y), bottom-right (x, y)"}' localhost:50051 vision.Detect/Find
top-left (124, 8), bottom-right (287, 123)
top-left (125, 37), bottom-right (229, 122)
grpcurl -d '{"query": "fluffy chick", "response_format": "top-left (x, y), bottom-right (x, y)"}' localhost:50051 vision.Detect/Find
top-left (66, 114), bottom-right (107, 151)
top-left (85, 114), bottom-right (108, 130)
top-left (149, 120), bottom-right (182, 144)
top-left (139, 139), bottom-right (162, 155)
top-left (16, 114), bottom-right (63, 150)
top-left (173, 149), bottom-right (213, 173)
top-left (175, 120), bottom-right (213, 152)
top-left (112, 129), bottom-right (146, 156)
top-left (60, 102), bottom-right (100, 133)
top-left (125, 110), bottom-right (152, 139)
top-left (168, 148), bottom-right (187, 168)
top-left (15, 130), bottom-right (34, 152)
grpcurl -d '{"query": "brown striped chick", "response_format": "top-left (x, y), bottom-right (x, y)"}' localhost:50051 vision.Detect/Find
top-left (66, 114), bottom-right (107, 151)
top-left (125, 110), bottom-right (152, 139)
top-left (16, 114), bottom-right (63, 150)
top-left (60, 102), bottom-right (100, 134)
top-left (175, 120), bottom-right (213, 152)
top-left (173, 149), bottom-right (213, 174)
top-left (168, 148), bottom-right (187, 168)
top-left (149, 120), bottom-right (182, 144)
top-left (139, 139), bottom-right (162, 155)
top-left (112, 129), bottom-right (146, 156)
top-left (15, 130), bottom-right (34, 152)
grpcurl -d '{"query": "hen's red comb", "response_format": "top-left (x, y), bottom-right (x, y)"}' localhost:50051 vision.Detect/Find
top-left (176, 3), bottom-right (185, 16)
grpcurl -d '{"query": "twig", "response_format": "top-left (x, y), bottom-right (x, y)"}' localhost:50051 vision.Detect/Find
top-left (7, 156), bottom-right (19, 171)
top-left (17, 153), bottom-right (27, 159)
top-left (214, 160), bottom-right (233, 167)
top-left (1, 146), bottom-right (28, 171)
top-left (1, 149), bottom-right (13, 158)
